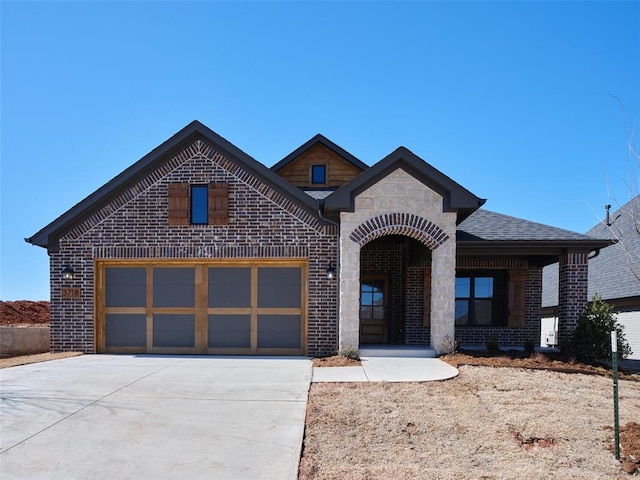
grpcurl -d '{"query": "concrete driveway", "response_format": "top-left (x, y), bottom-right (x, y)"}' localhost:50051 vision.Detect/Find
top-left (0, 355), bottom-right (311, 480)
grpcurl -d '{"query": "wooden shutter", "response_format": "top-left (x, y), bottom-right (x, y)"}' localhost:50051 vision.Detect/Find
top-left (508, 268), bottom-right (526, 328)
top-left (208, 183), bottom-right (229, 225)
top-left (423, 267), bottom-right (431, 327)
top-left (168, 183), bottom-right (189, 225)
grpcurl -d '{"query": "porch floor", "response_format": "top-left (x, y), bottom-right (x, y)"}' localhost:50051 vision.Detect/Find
top-left (358, 345), bottom-right (437, 358)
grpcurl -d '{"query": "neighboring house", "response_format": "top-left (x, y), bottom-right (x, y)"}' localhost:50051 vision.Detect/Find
top-left (542, 196), bottom-right (640, 359)
top-left (27, 121), bottom-right (612, 357)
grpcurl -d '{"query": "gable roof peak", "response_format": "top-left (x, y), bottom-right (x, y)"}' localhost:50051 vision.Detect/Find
top-left (324, 146), bottom-right (486, 222)
top-left (271, 134), bottom-right (368, 172)
top-left (26, 121), bottom-right (323, 251)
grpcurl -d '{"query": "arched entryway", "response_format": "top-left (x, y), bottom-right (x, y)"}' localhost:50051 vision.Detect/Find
top-left (359, 235), bottom-right (432, 345)
top-left (339, 210), bottom-right (457, 355)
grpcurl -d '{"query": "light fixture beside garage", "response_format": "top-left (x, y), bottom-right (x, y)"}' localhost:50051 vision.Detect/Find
top-left (326, 264), bottom-right (336, 280)
top-left (62, 265), bottom-right (75, 280)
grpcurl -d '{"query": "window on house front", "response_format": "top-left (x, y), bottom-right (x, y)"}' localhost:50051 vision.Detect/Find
top-left (311, 164), bottom-right (327, 184)
top-left (190, 185), bottom-right (208, 225)
top-left (455, 270), bottom-right (507, 326)
top-left (168, 182), bottom-right (229, 226)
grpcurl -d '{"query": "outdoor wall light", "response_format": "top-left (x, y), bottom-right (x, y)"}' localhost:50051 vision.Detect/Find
top-left (326, 264), bottom-right (336, 280)
top-left (62, 265), bottom-right (75, 280)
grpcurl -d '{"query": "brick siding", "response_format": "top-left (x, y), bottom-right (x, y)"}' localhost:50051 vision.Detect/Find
top-left (359, 243), bottom-right (543, 347)
top-left (50, 139), bottom-right (338, 356)
top-left (455, 262), bottom-right (543, 347)
top-left (557, 251), bottom-right (589, 345)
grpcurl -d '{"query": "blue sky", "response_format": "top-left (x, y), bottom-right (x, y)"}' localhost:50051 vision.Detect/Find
top-left (1, 1), bottom-right (639, 300)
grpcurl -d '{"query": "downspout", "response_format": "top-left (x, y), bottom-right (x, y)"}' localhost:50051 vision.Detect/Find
top-left (318, 199), bottom-right (341, 352)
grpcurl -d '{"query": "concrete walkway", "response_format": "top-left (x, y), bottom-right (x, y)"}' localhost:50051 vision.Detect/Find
top-left (0, 355), bottom-right (311, 480)
top-left (312, 356), bottom-right (459, 382)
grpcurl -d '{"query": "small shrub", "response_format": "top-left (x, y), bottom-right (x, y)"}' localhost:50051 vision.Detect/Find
top-left (570, 294), bottom-right (632, 362)
top-left (485, 337), bottom-right (500, 354)
top-left (338, 346), bottom-right (360, 361)
top-left (523, 339), bottom-right (536, 355)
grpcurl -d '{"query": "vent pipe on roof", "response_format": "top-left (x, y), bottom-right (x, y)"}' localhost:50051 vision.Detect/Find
top-left (606, 204), bottom-right (612, 226)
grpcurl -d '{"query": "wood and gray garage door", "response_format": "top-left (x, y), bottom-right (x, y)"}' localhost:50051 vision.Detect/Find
top-left (96, 260), bottom-right (306, 355)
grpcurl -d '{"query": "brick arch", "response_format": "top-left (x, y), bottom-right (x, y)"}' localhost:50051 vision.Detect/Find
top-left (349, 213), bottom-right (449, 249)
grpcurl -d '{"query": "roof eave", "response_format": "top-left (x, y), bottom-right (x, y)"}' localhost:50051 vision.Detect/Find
top-left (26, 121), bottom-right (323, 252)
top-left (457, 239), bottom-right (615, 257)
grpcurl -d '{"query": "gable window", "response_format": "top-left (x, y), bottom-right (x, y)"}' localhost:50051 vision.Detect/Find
top-left (168, 182), bottom-right (228, 226)
top-left (455, 270), bottom-right (507, 326)
top-left (190, 185), bottom-right (208, 225)
top-left (311, 164), bottom-right (327, 184)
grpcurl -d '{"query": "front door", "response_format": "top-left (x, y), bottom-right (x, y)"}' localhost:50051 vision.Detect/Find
top-left (359, 275), bottom-right (388, 344)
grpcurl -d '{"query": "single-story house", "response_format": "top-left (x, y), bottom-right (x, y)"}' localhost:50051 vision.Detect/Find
top-left (542, 196), bottom-right (640, 359)
top-left (27, 121), bottom-right (612, 356)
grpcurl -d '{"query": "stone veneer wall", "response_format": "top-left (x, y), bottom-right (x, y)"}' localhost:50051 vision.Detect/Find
top-left (49, 139), bottom-right (338, 356)
top-left (339, 168), bottom-right (457, 354)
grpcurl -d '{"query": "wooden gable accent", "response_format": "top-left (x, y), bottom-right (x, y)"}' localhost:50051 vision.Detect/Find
top-left (208, 182), bottom-right (229, 225)
top-left (168, 183), bottom-right (189, 225)
top-left (276, 143), bottom-right (363, 188)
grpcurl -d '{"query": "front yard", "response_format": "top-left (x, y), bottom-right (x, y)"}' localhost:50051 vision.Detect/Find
top-left (300, 364), bottom-right (640, 479)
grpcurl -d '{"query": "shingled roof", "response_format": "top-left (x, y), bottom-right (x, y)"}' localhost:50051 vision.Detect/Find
top-left (542, 196), bottom-right (640, 307)
top-left (458, 209), bottom-right (598, 241)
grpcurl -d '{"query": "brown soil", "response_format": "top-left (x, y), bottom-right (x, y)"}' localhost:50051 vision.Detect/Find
top-left (606, 422), bottom-right (640, 474)
top-left (312, 355), bottom-right (361, 367)
top-left (442, 350), bottom-right (640, 380)
top-left (0, 300), bottom-right (50, 327)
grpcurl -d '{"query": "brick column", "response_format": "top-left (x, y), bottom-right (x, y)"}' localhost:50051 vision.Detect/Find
top-left (557, 249), bottom-right (589, 346)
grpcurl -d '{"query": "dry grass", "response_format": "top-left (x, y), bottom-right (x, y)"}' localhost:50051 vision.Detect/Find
top-left (300, 366), bottom-right (640, 479)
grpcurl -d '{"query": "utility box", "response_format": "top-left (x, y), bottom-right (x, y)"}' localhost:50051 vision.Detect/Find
top-left (540, 317), bottom-right (559, 347)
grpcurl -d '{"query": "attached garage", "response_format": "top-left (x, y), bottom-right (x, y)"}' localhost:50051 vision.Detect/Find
top-left (96, 260), bottom-right (307, 355)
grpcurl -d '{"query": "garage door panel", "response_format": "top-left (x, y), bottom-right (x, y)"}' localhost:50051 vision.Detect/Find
top-left (208, 314), bottom-right (251, 348)
top-left (208, 268), bottom-right (251, 308)
top-left (105, 268), bottom-right (146, 307)
top-left (258, 268), bottom-right (301, 308)
top-left (153, 268), bottom-right (195, 307)
top-left (105, 314), bottom-right (147, 347)
top-left (257, 315), bottom-right (301, 349)
top-left (153, 314), bottom-right (195, 348)
top-left (99, 262), bottom-right (305, 355)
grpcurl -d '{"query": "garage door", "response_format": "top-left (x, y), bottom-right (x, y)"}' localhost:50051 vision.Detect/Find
top-left (96, 260), bottom-right (306, 355)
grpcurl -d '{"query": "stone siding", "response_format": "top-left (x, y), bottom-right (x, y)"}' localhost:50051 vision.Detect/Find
top-left (339, 168), bottom-right (457, 354)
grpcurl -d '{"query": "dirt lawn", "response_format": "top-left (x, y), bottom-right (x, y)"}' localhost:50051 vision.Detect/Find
top-left (300, 365), bottom-right (640, 479)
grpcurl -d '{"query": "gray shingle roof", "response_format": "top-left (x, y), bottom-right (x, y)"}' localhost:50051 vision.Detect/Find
top-left (458, 209), bottom-right (596, 241)
top-left (542, 196), bottom-right (640, 306)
